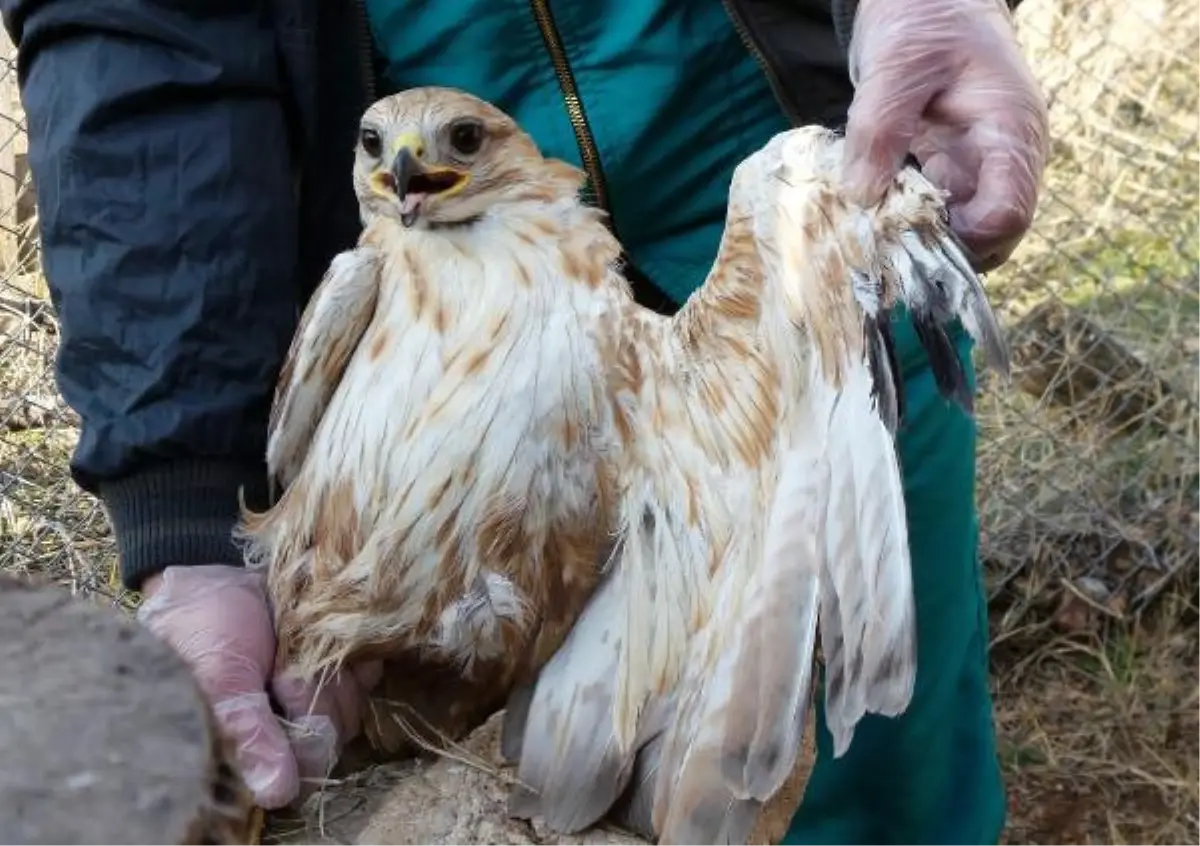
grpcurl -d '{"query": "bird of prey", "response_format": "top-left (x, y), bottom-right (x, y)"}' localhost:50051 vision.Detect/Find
top-left (237, 86), bottom-right (1009, 844)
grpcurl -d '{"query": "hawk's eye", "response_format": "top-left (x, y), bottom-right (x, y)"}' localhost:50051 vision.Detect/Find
top-left (360, 127), bottom-right (383, 158)
top-left (448, 119), bottom-right (484, 156)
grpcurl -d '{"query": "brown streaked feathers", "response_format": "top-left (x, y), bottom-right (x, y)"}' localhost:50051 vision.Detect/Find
top-left (237, 88), bottom-right (1011, 845)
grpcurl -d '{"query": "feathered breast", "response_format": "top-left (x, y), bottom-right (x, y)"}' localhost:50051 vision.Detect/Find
top-left (240, 207), bottom-right (625, 680)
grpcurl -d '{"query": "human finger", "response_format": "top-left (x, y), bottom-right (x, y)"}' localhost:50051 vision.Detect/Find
top-left (213, 691), bottom-right (302, 809)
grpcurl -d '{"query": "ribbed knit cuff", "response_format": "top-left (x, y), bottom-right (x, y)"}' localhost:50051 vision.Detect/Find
top-left (98, 460), bottom-right (270, 592)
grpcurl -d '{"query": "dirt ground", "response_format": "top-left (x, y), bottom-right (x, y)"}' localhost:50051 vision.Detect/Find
top-left (262, 708), bottom-right (815, 846)
top-left (990, 599), bottom-right (1199, 845)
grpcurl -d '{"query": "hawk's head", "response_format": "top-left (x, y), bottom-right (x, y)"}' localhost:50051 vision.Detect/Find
top-left (353, 87), bottom-right (584, 228)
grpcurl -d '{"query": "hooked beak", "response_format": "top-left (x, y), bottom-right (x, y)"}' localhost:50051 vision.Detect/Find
top-left (384, 141), bottom-right (471, 228)
top-left (391, 147), bottom-right (424, 228)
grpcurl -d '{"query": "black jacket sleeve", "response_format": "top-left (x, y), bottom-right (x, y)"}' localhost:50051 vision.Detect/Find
top-left (1, 0), bottom-right (301, 590)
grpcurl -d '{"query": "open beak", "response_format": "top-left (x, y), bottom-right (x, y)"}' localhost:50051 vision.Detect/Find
top-left (387, 143), bottom-right (470, 228)
top-left (391, 147), bottom-right (423, 227)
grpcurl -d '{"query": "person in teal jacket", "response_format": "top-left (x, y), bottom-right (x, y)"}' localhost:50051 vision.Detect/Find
top-left (4, 0), bottom-right (1047, 842)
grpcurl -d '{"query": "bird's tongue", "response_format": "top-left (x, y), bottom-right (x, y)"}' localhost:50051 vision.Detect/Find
top-left (400, 193), bottom-right (426, 216)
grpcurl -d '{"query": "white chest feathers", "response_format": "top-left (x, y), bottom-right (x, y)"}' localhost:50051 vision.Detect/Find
top-left (308, 209), bottom-right (620, 543)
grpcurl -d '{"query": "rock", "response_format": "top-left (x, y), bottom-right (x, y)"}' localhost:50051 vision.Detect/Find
top-left (0, 574), bottom-right (256, 845)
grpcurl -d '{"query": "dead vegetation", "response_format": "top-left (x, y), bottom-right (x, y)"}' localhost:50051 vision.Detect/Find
top-left (0, 1), bottom-right (1196, 842)
top-left (978, 0), bottom-right (1200, 841)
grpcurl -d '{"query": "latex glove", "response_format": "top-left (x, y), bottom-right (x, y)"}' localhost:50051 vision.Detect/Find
top-left (137, 564), bottom-right (380, 808)
top-left (842, 0), bottom-right (1049, 270)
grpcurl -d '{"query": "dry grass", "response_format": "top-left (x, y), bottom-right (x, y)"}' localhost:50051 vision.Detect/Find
top-left (979, 0), bottom-right (1200, 842)
top-left (994, 597), bottom-right (1199, 845)
top-left (0, 287), bottom-right (130, 612)
top-left (0, 344), bottom-right (120, 598)
top-left (0, 2), bottom-right (1197, 843)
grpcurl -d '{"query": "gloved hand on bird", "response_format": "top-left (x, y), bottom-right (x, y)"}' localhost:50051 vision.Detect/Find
top-left (136, 564), bottom-right (382, 809)
top-left (842, 0), bottom-right (1049, 270)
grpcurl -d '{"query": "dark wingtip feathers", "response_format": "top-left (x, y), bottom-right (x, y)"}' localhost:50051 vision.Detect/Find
top-left (937, 229), bottom-right (1014, 382)
top-left (910, 308), bottom-right (975, 416)
top-left (864, 310), bottom-right (905, 431)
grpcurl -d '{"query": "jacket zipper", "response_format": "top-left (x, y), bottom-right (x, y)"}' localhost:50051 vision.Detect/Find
top-left (354, 0), bottom-right (378, 105)
top-left (527, 0), bottom-right (610, 213)
top-left (348, 0), bottom-right (671, 311)
top-left (719, 0), bottom-right (800, 125)
top-left (352, 0), bottom-right (791, 197)
top-left (527, 0), bottom-right (679, 313)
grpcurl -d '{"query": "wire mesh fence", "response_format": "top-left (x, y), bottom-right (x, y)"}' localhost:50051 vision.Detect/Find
top-left (0, 0), bottom-right (1196, 633)
top-left (977, 0), bottom-right (1198, 645)
top-left (0, 34), bottom-right (130, 609)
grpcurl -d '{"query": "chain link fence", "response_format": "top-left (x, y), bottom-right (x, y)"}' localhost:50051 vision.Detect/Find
top-left (977, 0), bottom-right (1198, 643)
top-left (0, 34), bottom-right (126, 608)
top-left (0, 3), bottom-right (1196, 640)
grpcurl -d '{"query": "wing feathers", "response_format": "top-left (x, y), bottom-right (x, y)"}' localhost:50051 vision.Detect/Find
top-left (721, 447), bottom-right (823, 802)
top-left (818, 361), bottom-right (916, 757)
top-left (910, 306), bottom-right (974, 413)
top-left (892, 220), bottom-right (1011, 411)
top-left (763, 136), bottom-right (942, 760)
top-left (928, 227), bottom-right (1012, 378)
top-left (613, 489), bottom-right (709, 752)
top-left (609, 730), bottom-right (665, 840)
top-left (651, 635), bottom-right (760, 845)
top-left (504, 126), bottom-right (1012, 846)
top-left (265, 247), bottom-right (382, 493)
top-left (863, 308), bottom-right (904, 431)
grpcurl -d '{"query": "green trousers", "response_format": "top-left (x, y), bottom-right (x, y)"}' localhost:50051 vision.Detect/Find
top-left (782, 314), bottom-right (1006, 845)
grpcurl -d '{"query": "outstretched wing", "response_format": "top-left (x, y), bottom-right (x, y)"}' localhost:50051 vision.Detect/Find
top-left (508, 126), bottom-right (1011, 844)
top-left (656, 129), bottom-right (1011, 840)
top-left (265, 247), bottom-right (381, 494)
top-left (756, 132), bottom-right (1010, 761)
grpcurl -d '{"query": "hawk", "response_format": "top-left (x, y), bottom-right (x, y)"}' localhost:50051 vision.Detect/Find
top-left (237, 86), bottom-right (1009, 844)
